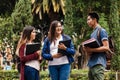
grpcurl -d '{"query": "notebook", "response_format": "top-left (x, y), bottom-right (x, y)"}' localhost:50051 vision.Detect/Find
top-left (25, 43), bottom-right (40, 55)
top-left (58, 40), bottom-right (71, 54)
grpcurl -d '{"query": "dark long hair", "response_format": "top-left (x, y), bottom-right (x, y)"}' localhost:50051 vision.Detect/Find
top-left (22, 26), bottom-right (35, 41)
top-left (48, 20), bottom-right (63, 42)
top-left (16, 26), bottom-right (35, 56)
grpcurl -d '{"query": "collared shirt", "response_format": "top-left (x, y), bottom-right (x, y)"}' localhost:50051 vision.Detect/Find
top-left (88, 26), bottom-right (108, 68)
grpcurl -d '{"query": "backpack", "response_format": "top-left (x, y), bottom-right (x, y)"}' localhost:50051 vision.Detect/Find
top-left (97, 28), bottom-right (115, 60)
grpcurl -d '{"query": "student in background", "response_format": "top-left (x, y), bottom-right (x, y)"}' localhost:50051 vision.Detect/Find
top-left (4, 61), bottom-right (12, 70)
top-left (42, 20), bottom-right (75, 80)
top-left (16, 26), bottom-right (41, 80)
top-left (0, 52), bottom-right (4, 67)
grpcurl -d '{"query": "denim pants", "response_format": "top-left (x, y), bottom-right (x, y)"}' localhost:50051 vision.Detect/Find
top-left (48, 63), bottom-right (71, 80)
top-left (24, 66), bottom-right (40, 80)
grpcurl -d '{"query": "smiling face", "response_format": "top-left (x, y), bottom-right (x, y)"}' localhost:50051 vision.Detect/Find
top-left (55, 22), bottom-right (63, 35)
top-left (49, 20), bottom-right (63, 42)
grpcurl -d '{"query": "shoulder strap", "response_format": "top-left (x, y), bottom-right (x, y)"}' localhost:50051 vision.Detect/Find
top-left (97, 28), bottom-right (102, 46)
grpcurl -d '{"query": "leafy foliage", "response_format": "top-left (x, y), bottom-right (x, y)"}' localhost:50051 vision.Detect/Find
top-left (109, 0), bottom-right (120, 71)
top-left (31, 0), bottom-right (66, 19)
top-left (0, 70), bottom-right (116, 80)
top-left (11, 0), bottom-right (33, 33)
top-left (64, 0), bottom-right (73, 36)
top-left (0, 17), bottom-right (13, 42)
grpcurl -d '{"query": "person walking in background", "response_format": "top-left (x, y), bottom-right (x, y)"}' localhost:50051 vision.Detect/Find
top-left (16, 26), bottom-right (41, 80)
top-left (84, 12), bottom-right (109, 80)
top-left (4, 61), bottom-right (12, 70)
top-left (42, 20), bottom-right (75, 80)
top-left (0, 52), bottom-right (4, 68)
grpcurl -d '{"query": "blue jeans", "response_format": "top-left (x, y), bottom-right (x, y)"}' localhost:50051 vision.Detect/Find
top-left (24, 66), bottom-right (40, 80)
top-left (48, 63), bottom-right (71, 80)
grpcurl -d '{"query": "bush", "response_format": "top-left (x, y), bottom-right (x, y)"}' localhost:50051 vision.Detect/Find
top-left (0, 70), bottom-right (19, 80)
top-left (0, 69), bottom-right (116, 80)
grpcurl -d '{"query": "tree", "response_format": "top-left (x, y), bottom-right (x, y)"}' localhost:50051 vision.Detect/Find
top-left (0, 17), bottom-right (13, 43)
top-left (63, 0), bottom-right (73, 35)
top-left (31, 0), bottom-right (65, 21)
top-left (0, 0), bottom-right (17, 16)
top-left (11, 0), bottom-right (33, 33)
top-left (109, 0), bottom-right (120, 71)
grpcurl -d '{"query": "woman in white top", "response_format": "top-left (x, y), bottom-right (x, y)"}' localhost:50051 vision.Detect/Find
top-left (42, 20), bottom-right (75, 80)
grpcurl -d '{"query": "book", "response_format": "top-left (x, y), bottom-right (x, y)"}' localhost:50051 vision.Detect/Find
top-left (58, 40), bottom-right (71, 54)
top-left (25, 43), bottom-right (40, 55)
top-left (82, 38), bottom-right (100, 48)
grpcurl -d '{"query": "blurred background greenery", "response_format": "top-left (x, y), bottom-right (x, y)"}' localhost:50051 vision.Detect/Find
top-left (0, 1), bottom-right (120, 79)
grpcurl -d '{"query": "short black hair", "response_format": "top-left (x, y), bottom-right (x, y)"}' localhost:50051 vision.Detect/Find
top-left (88, 12), bottom-right (99, 23)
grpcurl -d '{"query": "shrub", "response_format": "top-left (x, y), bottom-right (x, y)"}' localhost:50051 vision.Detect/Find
top-left (0, 69), bottom-right (116, 80)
